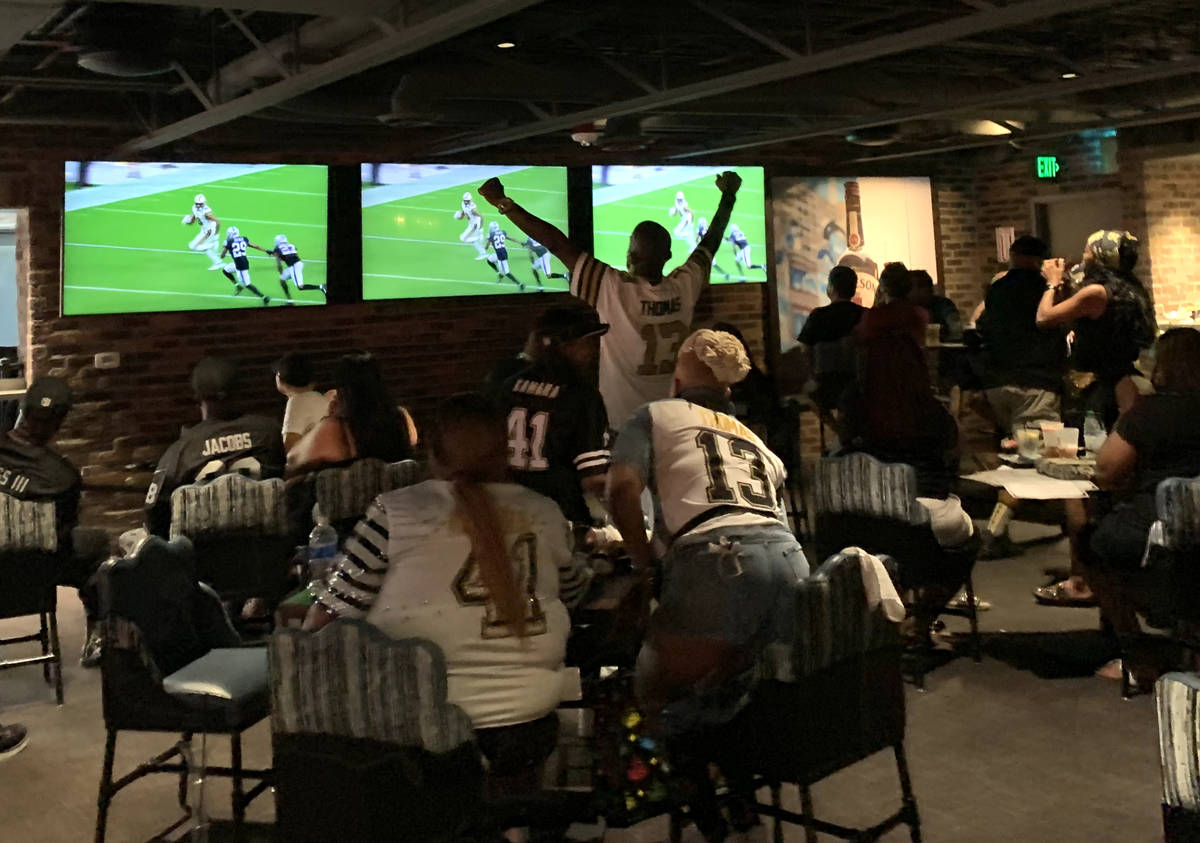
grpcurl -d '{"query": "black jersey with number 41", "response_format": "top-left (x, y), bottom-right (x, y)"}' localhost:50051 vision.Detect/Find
top-left (501, 361), bottom-right (610, 525)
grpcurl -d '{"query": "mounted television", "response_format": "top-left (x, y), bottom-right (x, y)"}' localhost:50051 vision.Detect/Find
top-left (591, 165), bottom-right (766, 284)
top-left (361, 163), bottom-right (569, 300)
top-left (63, 162), bottom-right (328, 314)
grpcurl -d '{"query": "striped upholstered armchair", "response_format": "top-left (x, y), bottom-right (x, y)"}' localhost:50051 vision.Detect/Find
top-left (0, 492), bottom-right (64, 703)
top-left (313, 458), bottom-right (422, 535)
top-left (1156, 672), bottom-right (1200, 841)
top-left (269, 620), bottom-right (483, 842)
top-left (169, 473), bottom-right (292, 606)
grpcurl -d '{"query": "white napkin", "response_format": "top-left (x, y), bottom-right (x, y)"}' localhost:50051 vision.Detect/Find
top-left (841, 546), bottom-right (906, 622)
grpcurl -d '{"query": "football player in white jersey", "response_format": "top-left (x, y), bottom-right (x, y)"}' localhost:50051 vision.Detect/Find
top-left (454, 191), bottom-right (488, 259)
top-left (667, 189), bottom-right (694, 242)
top-left (218, 226), bottom-right (271, 306)
top-left (266, 234), bottom-right (326, 302)
top-left (478, 171), bottom-right (743, 427)
top-left (726, 223), bottom-right (766, 278)
top-left (181, 193), bottom-right (223, 269)
top-left (305, 393), bottom-right (582, 787)
top-left (606, 329), bottom-right (805, 839)
top-left (483, 221), bottom-right (524, 290)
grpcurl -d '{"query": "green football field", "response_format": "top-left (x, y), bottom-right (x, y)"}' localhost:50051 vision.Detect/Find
top-left (592, 166), bottom-right (767, 284)
top-left (63, 165), bottom-right (328, 314)
top-left (362, 167), bottom-right (569, 300)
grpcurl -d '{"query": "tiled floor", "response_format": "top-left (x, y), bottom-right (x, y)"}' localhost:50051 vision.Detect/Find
top-left (0, 521), bottom-right (1166, 842)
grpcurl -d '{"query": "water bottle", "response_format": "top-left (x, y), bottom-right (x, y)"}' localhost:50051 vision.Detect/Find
top-left (1083, 411), bottom-right (1107, 456)
top-left (306, 516), bottom-right (338, 594)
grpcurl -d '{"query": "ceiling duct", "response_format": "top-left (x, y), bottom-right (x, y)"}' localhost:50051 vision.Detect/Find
top-left (74, 3), bottom-right (180, 76)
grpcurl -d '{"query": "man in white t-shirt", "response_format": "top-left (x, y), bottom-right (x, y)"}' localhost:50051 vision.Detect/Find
top-left (479, 171), bottom-right (743, 426)
top-left (273, 352), bottom-right (330, 452)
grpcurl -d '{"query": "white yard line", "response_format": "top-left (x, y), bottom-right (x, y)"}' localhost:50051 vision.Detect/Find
top-left (75, 207), bottom-right (327, 229)
top-left (64, 284), bottom-right (321, 303)
top-left (64, 242), bottom-right (327, 263)
top-left (364, 271), bottom-right (568, 291)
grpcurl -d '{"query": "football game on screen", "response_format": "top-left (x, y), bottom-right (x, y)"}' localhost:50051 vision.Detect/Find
top-left (63, 162), bottom-right (328, 315)
top-left (361, 163), bottom-right (569, 300)
top-left (592, 165), bottom-right (766, 284)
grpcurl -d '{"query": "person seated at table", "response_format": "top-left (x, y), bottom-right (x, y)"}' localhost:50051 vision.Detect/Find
top-left (607, 329), bottom-right (806, 841)
top-left (145, 356), bottom-right (285, 538)
top-left (909, 269), bottom-right (963, 343)
top-left (305, 392), bottom-right (576, 799)
top-left (797, 265), bottom-right (864, 418)
top-left (1081, 328), bottom-right (1200, 686)
top-left (0, 378), bottom-right (112, 666)
top-left (273, 352), bottom-right (329, 453)
top-left (285, 350), bottom-right (415, 478)
top-left (1037, 229), bottom-right (1156, 429)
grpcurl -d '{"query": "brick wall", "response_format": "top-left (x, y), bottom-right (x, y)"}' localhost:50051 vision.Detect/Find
top-left (3, 146), bottom-right (767, 529)
top-left (1140, 151), bottom-right (1200, 319)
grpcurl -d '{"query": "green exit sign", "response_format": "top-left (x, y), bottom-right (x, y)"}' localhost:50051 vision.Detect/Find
top-left (1036, 155), bottom-right (1061, 178)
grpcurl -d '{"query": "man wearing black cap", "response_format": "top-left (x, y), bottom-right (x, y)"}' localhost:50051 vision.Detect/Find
top-left (500, 302), bottom-right (611, 531)
top-left (0, 377), bottom-right (112, 664)
top-left (977, 235), bottom-right (1069, 434)
top-left (144, 356), bottom-right (285, 537)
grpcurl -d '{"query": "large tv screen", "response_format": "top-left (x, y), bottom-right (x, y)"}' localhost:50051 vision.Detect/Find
top-left (362, 164), bottom-right (569, 300)
top-left (591, 165), bottom-right (766, 284)
top-left (63, 162), bottom-right (328, 314)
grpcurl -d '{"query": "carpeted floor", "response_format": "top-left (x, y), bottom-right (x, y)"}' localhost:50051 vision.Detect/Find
top-left (0, 521), bottom-right (1166, 842)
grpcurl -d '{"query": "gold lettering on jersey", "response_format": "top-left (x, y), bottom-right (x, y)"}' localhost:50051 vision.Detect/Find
top-left (699, 409), bottom-right (756, 441)
top-left (640, 298), bottom-right (682, 316)
top-left (199, 433), bottom-right (253, 457)
top-left (513, 379), bottom-right (560, 399)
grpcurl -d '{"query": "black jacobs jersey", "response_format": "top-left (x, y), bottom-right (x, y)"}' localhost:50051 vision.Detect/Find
top-left (502, 363), bottom-right (610, 525)
top-left (144, 414), bottom-right (285, 537)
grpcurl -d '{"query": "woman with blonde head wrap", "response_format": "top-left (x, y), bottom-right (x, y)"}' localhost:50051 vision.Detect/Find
top-left (606, 328), bottom-right (806, 840)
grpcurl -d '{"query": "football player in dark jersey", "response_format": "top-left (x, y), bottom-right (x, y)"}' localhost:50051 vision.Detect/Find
top-left (0, 378), bottom-right (112, 665)
top-left (484, 221), bottom-right (524, 291)
top-left (218, 226), bottom-right (271, 306)
top-left (144, 357), bottom-right (285, 537)
top-left (522, 236), bottom-right (568, 290)
top-left (266, 234), bottom-right (327, 302)
top-left (501, 302), bottom-right (611, 526)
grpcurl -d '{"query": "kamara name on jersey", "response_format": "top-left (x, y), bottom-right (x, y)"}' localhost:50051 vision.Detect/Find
top-left (200, 432), bottom-right (254, 457)
top-left (513, 379), bottom-right (561, 399)
top-left (641, 297), bottom-right (682, 316)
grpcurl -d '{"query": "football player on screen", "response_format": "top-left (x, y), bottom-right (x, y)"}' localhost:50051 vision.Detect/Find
top-left (726, 223), bottom-right (765, 279)
top-left (485, 221), bottom-right (524, 291)
top-left (219, 226), bottom-right (271, 306)
top-left (522, 237), bottom-right (568, 290)
top-left (182, 193), bottom-right (223, 270)
top-left (454, 192), bottom-right (488, 259)
top-left (265, 234), bottom-right (326, 302)
top-left (695, 217), bottom-right (732, 281)
top-left (667, 190), bottom-right (694, 242)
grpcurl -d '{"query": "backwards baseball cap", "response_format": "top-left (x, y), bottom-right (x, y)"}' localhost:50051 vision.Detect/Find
top-left (534, 303), bottom-right (610, 343)
top-left (680, 329), bottom-right (751, 386)
top-left (20, 376), bottom-right (72, 415)
top-left (190, 356), bottom-right (240, 399)
top-left (1010, 235), bottom-right (1050, 259)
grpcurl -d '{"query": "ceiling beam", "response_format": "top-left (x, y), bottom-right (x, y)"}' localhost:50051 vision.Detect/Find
top-left (0, 73), bottom-right (175, 91)
top-left (0, 2), bottom-right (64, 60)
top-left (111, 0), bottom-right (544, 155)
top-left (847, 104), bottom-right (1200, 164)
top-left (430, 0), bottom-right (1122, 155)
top-left (665, 57), bottom-right (1200, 159)
top-left (690, 0), bottom-right (801, 60)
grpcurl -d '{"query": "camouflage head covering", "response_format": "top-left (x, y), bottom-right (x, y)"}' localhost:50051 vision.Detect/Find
top-left (1085, 229), bottom-right (1139, 272)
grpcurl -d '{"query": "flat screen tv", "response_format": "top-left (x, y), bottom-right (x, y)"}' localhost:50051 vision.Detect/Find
top-left (63, 161), bottom-right (328, 314)
top-left (361, 163), bottom-right (569, 300)
top-left (591, 165), bottom-right (766, 284)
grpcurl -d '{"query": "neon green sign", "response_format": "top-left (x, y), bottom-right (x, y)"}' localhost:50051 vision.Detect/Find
top-left (1036, 156), bottom-right (1061, 179)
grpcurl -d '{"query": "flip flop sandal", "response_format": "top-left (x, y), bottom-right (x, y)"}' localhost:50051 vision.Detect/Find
top-left (1033, 580), bottom-right (1098, 607)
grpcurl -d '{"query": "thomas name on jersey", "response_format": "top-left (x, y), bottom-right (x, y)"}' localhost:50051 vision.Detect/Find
top-left (199, 432), bottom-right (256, 457)
top-left (640, 297), bottom-right (683, 317)
top-left (694, 406), bottom-right (758, 442)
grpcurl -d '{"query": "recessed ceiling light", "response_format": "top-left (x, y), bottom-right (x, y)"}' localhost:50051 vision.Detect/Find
top-left (1061, 72), bottom-right (1079, 79)
top-left (496, 41), bottom-right (516, 49)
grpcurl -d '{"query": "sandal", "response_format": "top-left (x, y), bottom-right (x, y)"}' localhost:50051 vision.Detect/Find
top-left (1033, 580), bottom-right (1097, 607)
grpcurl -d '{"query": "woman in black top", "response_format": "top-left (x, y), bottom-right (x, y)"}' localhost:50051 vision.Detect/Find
top-left (1085, 328), bottom-right (1200, 686)
top-left (1037, 230), bottom-right (1156, 429)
